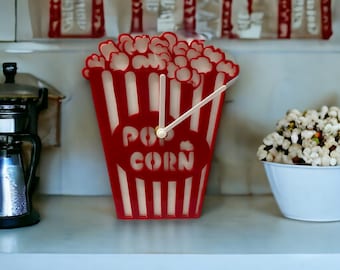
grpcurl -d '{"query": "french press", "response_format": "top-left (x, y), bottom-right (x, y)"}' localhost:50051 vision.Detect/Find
top-left (0, 63), bottom-right (48, 229)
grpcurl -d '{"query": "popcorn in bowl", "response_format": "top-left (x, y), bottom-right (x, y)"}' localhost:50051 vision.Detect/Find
top-left (257, 106), bottom-right (340, 166)
top-left (258, 105), bottom-right (340, 222)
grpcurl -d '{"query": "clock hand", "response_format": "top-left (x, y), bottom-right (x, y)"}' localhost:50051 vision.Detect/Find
top-left (158, 74), bottom-right (166, 131)
top-left (156, 76), bottom-right (238, 139)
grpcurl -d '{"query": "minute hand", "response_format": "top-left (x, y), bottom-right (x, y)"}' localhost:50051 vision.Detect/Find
top-left (156, 77), bottom-right (238, 139)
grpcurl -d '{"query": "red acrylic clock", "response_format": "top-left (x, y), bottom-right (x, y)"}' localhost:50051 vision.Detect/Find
top-left (83, 32), bottom-right (239, 219)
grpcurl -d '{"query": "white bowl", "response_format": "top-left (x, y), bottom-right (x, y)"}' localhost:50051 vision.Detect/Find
top-left (262, 161), bottom-right (340, 222)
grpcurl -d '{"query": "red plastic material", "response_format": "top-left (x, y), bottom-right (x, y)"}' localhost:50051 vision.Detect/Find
top-left (83, 32), bottom-right (239, 219)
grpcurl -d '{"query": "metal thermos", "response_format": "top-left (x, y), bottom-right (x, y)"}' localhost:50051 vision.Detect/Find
top-left (0, 63), bottom-right (47, 229)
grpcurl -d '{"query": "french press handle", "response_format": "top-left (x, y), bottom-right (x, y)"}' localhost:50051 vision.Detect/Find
top-left (18, 134), bottom-right (42, 195)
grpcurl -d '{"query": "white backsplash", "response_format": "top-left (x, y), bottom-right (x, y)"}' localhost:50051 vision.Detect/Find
top-left (1, 48), bottom-right (339, 196)
top-left (214, 52), bottom-right (340, 195)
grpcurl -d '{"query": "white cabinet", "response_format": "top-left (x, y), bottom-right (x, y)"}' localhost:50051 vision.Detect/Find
top-left (1, 1), bottom-right (340, 269)
top-left (0, 0), bottom-right (15, 41)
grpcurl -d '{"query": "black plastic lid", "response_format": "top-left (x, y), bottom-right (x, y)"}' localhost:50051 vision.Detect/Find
top-left (1, 62), bottom-right (40, 99)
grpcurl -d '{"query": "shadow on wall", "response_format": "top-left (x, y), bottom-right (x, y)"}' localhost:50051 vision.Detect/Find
top-left (212, 106), bottom-right (269, 196)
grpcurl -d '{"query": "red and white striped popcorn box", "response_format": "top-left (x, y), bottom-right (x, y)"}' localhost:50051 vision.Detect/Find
top-left (83, 32), bottom-right (239, 219)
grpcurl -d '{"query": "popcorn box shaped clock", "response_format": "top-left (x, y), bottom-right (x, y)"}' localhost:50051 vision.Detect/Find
top-left (83, 32), bottom-right (239, 219)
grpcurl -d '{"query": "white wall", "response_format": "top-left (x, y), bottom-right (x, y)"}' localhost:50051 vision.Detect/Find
top-left (0, 1), bottom-right (339, 196)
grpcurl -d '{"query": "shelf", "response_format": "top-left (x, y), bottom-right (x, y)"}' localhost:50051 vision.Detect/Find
top-left (1, 195), bottom-right (340, 270)
top-left (208, 38), bottom-right (340, 54)
top-left (0, 39), bottom-right (107, 54)
top-left (1, 33), bottom-right (340, 54)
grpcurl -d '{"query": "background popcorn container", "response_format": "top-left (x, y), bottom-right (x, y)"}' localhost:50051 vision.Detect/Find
top-left (83, 33), bottom-right (239, 219)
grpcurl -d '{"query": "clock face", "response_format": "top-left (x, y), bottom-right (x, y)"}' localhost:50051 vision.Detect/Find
top-left (91, 69), bottom-right (224, 184)
top-left (109, 112), bottom-right (211, 182)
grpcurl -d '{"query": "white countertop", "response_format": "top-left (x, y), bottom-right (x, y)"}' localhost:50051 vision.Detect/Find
top-left (1, 195), bottom-right (340, 270)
